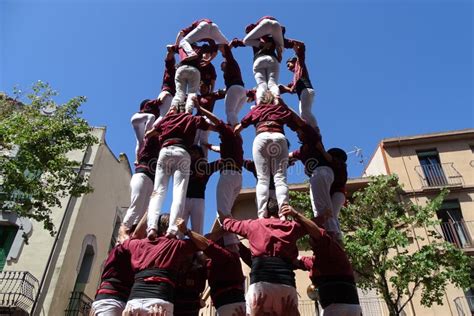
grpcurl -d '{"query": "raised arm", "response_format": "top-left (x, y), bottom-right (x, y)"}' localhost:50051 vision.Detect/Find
top-left (175, 31), bottom-right (184, 47)
top-left (280, 205), bottom-right (322, 240)
top-left (279, 84), bottom-right (293, 95)
top-left (176, 218), bottom-right (210, 251)
top-left (233, 123), bottom-right (244, 135)
top-left (221, 217), bottom-right (251, 238)
top-left (194, 97), bottom-right (221, 125)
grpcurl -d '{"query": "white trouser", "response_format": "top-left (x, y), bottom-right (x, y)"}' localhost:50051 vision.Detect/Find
top-left (131, 113), bottom-right (155, 161)
top-left (194, 129), bottom-right (210, 157)
top-left (156, 90), bottom-right (173, 123)
top-left (147, 146), bottom-right (190, 234)
top-left (253, 132), bottom-right (289, 218)
top-left (309, 167), bottom-right (334, 222)
top-left (299, 88), bottom-right (318, 129)
top-left (122, 173), bottom-right (154, 228)
top-left (253, 55), bottom-right (280, 102)
top-left (171, 65), bottom-right (200, 113)
top-left (194, 117), bottom-right (212, 157)
top-left (225, 85), bottom-right (247, 125)
top-left (125, 298), bottom-right (174, 315)
top-left (243, 18), bottom-right (284, 48)
top-left (216, 302), bottom-right (246, 316)
top-left (182, 197), bottom-right (205, 234)
top-left (91, 299), bottom-right (125, 316)
top-left (326, 192), bottom-right (345, 239)
top-left (180, 21), bottom-right (228, 56)
top-left (321, 303), bottom-right (362, 316)
top-left (246, 282), bottom-right (297, 315)
top-left (217, 170), bottom-right (242, 245)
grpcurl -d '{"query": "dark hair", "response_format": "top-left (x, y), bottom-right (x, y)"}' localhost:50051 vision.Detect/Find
top-left (140, 99), bottom-right (150, 111)
top-left (328, 148), bottom-right (348, 162)
top-left (157, 213), bottom-right (170, 236)
top-left (266, 198), bottom-right (279, 218)
top-left (286, 56), bottom-right (297, 64)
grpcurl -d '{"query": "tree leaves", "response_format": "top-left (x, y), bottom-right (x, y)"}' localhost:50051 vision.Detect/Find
top-left (0, 82), bottom-right (98, 236)
top-left (340, 175), bottom-right (471, 315)
top-left (289, 174), bottom-right (471, 315)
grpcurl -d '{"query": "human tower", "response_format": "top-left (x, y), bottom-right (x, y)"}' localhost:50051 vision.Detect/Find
top-left (91, 17), bottom-right (362, 316)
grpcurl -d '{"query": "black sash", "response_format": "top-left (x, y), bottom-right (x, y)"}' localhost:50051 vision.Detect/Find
top-left (250, 257), bottom-right (295, 287)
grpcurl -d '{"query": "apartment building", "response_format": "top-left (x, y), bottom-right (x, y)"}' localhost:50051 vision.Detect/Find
top-left (364, 128), bottom-right (474, 315)
top-left (226, 128), bottom-right (473, 316)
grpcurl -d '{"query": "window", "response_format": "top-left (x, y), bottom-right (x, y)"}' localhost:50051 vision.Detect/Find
top-left (437, 200), bottom-right (471, 248)
top-left (73, 245), bottom-right (95, 293)
top-left (0, 224), bottom-right (19, 271)
top-left (417, 149), bottom-right (447, 186)
top-left (109, 216), bottom-right (121, 251)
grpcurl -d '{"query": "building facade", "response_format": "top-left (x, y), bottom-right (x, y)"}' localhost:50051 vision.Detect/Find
top-left (364, 128), bottom-right (474, 316)
top-left (227, 128), bottom-right (473, 316)
top-left (0, 127), bottom-right (131, 316)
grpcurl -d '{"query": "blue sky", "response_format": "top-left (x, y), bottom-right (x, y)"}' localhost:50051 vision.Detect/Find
top-left (1, 0), bottom-right (472, 232)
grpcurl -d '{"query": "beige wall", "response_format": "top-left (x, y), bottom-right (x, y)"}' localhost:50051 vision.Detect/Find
top-left (41, 128), bottom-right (131, 315)
top-left (2, 128), bottom-right (132, 316)
top-left (364, 144), bottom-right (388, 176)
top-left (363, 130), bottom-right (474, 315)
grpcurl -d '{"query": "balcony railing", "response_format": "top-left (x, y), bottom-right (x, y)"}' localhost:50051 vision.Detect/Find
top-left (440, 220), bottom-right (474, 249)
top-left (415, 163), bottom-right (463, 188)
top-left (64, 291), bottom-right (92, 316)
top-left (200, 298), bottom-right (388, 316)
top-left (0, 271), bottom-right (38, 314)
top-left (454, 295), bottom-right (474, 316)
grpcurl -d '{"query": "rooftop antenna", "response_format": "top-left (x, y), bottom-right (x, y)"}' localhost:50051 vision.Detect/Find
top-left (346, 146), bottom-right (364, 164)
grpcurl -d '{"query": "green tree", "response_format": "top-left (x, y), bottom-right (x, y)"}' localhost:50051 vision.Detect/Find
top-left (0, 81), bottom-right (98, 235)
top-left (290, 175), bottom-right (471, 315)
top-left (289, 190), bottom-right (313, 250)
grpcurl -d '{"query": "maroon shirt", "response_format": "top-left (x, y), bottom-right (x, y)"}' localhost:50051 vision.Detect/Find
top-left (221, 44), bottom-right (244, 89)
top-left (186, 160), bottom-right (221, 199)
top-left (238, 242), bottom-right (252, 268)
top-left (285, 39), bottom-right (311, 92)
top-left (300, 229), bottom-right (354, 281)
top-left (174, 262), bottom-right (207, 316)
top-left (222, 217), bottom-right (306, 261)
top-left (215, 121), bottom-right (243, 169)
top-left (205, 242), bottom-right (245, 302)
top-left (178, 40), bottom-right (218, 67)
top-left (197, 90), bottom-right (225, 112)
top-left (240, 102), bottom-right (300, 131)
top-left (142, 99), bottom-right (161, 118)
top-left (122, 237), bottom-right (198, 273)
top-left (154, 112), bottom-right (211, 148)
top-left (181, 18), bottom-right (213, 36)
top-left (135, 134), bottom-right (160, 179)
top-left (199, 62), bottom-right (217, 86)
top-left (291, 124), bottom-right (329, 176)
top-left (95, 244), bottom-right (134, 300)
top-left (161, 56), bottom-right (176, 95)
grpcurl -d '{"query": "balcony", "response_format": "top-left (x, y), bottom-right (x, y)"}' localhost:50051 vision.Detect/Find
top-left (64, 291), bottom-right (92, 316)
top-left (439, 221), bottom-right (474, 250)
top-left (0, 271), bottom-right (38, 315)
top-left (414, 163), bottom-right (463, 188)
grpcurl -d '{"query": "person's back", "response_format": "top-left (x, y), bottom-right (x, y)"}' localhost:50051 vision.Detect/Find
top-left (221, 203), bottom-right (307, 314)
top-left (122, 214), bottom-right (198, 314)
